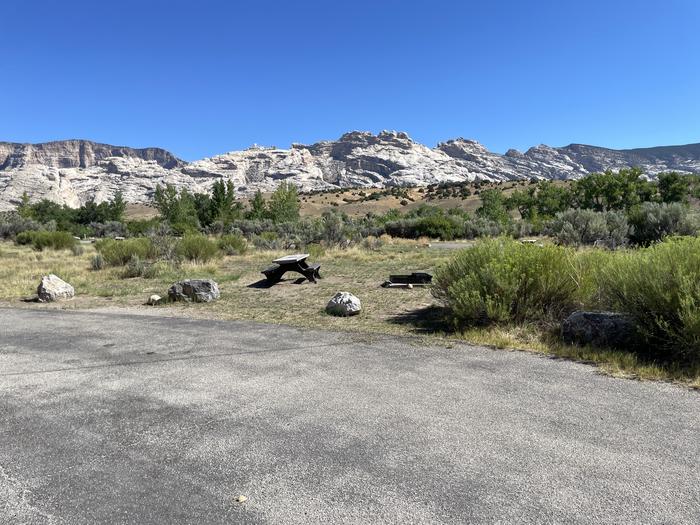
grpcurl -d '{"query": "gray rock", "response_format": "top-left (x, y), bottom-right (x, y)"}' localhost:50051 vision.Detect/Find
top-left (168, 279), bottom-right (220, 303)
top-left (326, 292), bottom-right (361, 317)
top-left (561, 311), bottom-right (638, 348)
top-left (37, 274), bottom-right (75, 302)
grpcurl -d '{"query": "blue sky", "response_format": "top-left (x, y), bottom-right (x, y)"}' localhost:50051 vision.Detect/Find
top-left (2, 0), bottom-right (699, 160)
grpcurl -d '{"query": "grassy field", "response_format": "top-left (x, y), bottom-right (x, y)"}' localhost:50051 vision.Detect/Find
top-left (1, 239), bottom-right (698, 389)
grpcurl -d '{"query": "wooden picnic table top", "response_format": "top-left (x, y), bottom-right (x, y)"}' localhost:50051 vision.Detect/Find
top-left (272, 253), bottom-right (309, 264)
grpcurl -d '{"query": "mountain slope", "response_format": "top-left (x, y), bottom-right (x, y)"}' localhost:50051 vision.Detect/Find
top-left (1, 133), bottom-right (698, 210)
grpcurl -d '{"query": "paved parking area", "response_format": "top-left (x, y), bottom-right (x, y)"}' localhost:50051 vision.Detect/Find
top-left (1, 308), bottom-right (698, 523)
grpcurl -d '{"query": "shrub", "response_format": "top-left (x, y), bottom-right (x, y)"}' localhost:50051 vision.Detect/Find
top-left (547, 209), bottom-right (628, 247)
top-left (0, 212), bottom-right (43, 239)
top-left (218, 233), bottom-right (248, 255)
top-left (149, 233), bottom-right (180, 263)
top-left (433, 238), bottom-right (582, 326)
top-left (598, 237), bottom-right (700, 362)
top-left (252, 231), bottom-right (285, 250)
top-left (385, 215), bottom-right (464, 240)
top-left (122, 255), bottom-right (156, 278)
top-left (361, 235), bottom-right (385, 251)
top-left (90, 221), bottom-right (128, 238)
top-left (176, 234), bottom-right (219, 263)
top-left (91, 254), bottom-right (105, 271)
top-left (95, 237), bottom-right (153, 266)
top-left (463, 217), bottom-right (504, 239)
top-left (627, 202), bottom-right (697, 246)
top-left (15, 230), bottom-right (76, 251)
top-left (71, 244), bottom-right (85, 256)
top-left (126, 218), bottom-right (162, 237)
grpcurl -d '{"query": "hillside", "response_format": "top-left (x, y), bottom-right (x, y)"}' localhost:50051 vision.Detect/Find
top-left (2, 132), bottom-right (699, 210)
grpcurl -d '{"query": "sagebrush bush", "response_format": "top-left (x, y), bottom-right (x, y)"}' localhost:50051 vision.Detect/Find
top-left (0, 212), bottom-right (43, 239)
top-left (252, 231), bottom-right (285, 250)
top-left (627, 202), bottom-right (698, 246)
top-left (15, 230), bottom-right (76, 251)
top-left (91, 254), bottom-right (105, 271)
top-left (217, 233), bottom-right (248, 255)
top-left (433, 238), bottom-right (584, 326)
top-left (547, 209), bottom-right (628, 247)
top-left (597, 237), bottom-right (700, 362)
top-left (122, 255), bottom-right (157, 278)
top-left (95, 237), bottom-right (153, 266)
top-left (385, 215), bottom-right (464, 240)
top-left (176, 234), bottom-right (219, 262)
top-left (361, 235), bottom-right (385, 251)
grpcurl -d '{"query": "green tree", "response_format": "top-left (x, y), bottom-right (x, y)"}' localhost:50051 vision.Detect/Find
top-left (267, 182), bottom-right (300, 223)
top-left (572, 168), bottom-right (648, 211)
top-left (476, 189), bottom-right (510, 224)
top-left (153, 184), bottom-right (200, 233)
top-left (18, 192), bottom-right (31, 218)
top-left (247, 190), bottom-right (268, 220)
top-left (505, 187), bottom-right (536, 219)
top-left (657, 172), bottom-right (689, 204)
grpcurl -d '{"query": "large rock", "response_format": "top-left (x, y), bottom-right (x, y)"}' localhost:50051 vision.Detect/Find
top-left (168, 279), bottom-right (220, 303)
top-left (326, 292), bottom-right (361, 317)
top-left (561, 311), bottom-right (638, 348)
top-left (37, 274), bottom-right (75, 302)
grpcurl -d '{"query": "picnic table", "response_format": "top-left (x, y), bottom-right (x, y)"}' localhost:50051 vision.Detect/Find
top-left (261, 253), bottom-right (321, 284)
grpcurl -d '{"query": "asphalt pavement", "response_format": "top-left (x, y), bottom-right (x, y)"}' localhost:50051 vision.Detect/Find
top-left (1, 308), bottom-right (698, 524)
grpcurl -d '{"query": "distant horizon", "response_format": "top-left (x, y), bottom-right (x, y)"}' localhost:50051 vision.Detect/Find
top-left (3, 1), bottom-right (699, 161)
top-left (2, 131), bottom-right (699, 162)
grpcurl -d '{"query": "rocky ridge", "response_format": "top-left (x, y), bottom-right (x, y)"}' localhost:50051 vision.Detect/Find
top-left (1, 132), bottom-right (699, 209)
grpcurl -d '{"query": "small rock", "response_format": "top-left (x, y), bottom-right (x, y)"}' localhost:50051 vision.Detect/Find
top-left (562, 311), bottom-right (638, 348)
top-left (37, 274), bottom-right (74, 302)
top-left (326, 292), bottom-right (361, 317)
top-left (147, 294), bottom-right (162, 306)
top-left (168, 279), bottom-right (220, 303)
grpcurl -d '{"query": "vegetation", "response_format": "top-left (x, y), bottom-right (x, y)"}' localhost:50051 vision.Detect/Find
top-left (433, 239), bottom-right (584, 326)
top-left (434, 237), bottom-right (700, 368)
top-left (3, 169), bottom-right (700, 387)
top-left (14, 230), bottom-right (76, 251)
top-left (176, 234), bottom-right (220, 263)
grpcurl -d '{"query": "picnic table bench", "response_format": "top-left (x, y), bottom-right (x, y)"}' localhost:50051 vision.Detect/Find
top-left (262, 253), bottom-right (321, 284)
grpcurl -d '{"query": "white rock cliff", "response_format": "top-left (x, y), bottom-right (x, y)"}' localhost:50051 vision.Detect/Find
top-left (1, 133), bottom-right (699, 209)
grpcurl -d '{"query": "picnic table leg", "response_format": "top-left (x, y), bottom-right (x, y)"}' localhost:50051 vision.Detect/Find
top-left (266, 267), bottom-right (285, 284)
top-left (293, 262), bottom-right (316, 283)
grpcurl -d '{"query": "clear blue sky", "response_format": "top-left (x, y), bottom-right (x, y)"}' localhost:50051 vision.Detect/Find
top-left (2, 0), bottom-right (699, 160)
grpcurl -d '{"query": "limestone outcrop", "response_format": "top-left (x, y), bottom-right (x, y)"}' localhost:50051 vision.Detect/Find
top-left (2, 134), bottom-right (699, 210)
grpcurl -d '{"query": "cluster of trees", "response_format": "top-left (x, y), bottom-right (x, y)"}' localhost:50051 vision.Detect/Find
top-left (476, 169), bottom-right (692, 224)
top-left (2, 169), bottom-right (698, 249)
top-left (11, 191), bottom-right (126, 236)
top-left (154, 181), bottom-right (300, 233)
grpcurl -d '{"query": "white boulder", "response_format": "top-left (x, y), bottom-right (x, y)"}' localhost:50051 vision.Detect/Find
top-left (37, 274), bottom-right (75, 302)
top-left (326, 292), bottom-right (361, 317)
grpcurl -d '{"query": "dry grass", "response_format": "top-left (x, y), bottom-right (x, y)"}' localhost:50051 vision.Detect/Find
top-left (1, 239), bottom-right (698, 389)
